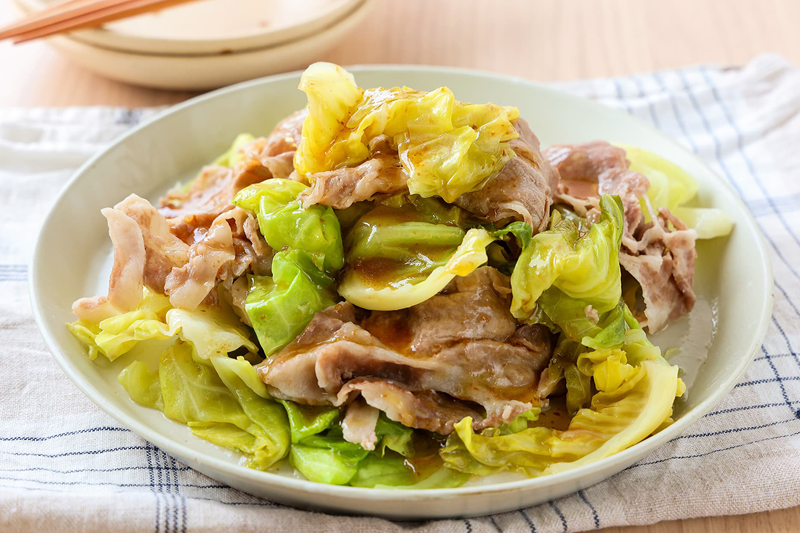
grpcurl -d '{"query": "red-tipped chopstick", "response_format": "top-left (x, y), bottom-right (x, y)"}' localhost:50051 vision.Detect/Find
top-left (0, 0), bottom-right (198, 44)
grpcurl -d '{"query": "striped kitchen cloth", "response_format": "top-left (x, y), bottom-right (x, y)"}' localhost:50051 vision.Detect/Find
top-left (1, 53), bottom-right (799, 533)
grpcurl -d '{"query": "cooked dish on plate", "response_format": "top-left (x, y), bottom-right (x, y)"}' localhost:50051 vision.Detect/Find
top-left (67, 63), bottom-right (734, 488)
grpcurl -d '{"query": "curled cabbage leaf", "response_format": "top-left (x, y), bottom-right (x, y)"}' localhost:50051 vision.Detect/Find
top-left (118, 344), bottom-right (289, 470)
top-left (440, 359), bottom-right (679, 476)
top-left (618, 144), bottom-right (733, 239)
top-left (66, 290), bottom-right (257, 362)
top-left (294, 62), bottom-right (364, 176)
top-left (510, 195), bottom-right (624, 321)
top-left (245, 249), bottom-right (338, 357)
top-left (343, 196), bottom-right (471, 289)
top-left (233, 179), bottom-right (344, 273)
top-left (339, 227), bottom-right (495, 311)
top-left (293, 62), bottom-right (520, 202)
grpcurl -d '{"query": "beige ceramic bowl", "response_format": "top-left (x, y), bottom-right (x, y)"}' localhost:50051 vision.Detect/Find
top-left (11, 0), bottom-right (372, 90)
top-left (30, 66), bottom-right (773, 519)
top-left (16, 0), bottom-right (363, 55)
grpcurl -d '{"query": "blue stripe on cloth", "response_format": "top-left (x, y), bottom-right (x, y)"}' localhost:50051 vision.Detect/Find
top-left (754, 352), bottom-right (798, 362)
top-left (2, 446), bottom-right (149, 457)
top-left (0, 466), bottom-right (190, 475)
top-left (632, 75), bottom-right (660, 128)
top-left (771, 316), bottom-right (800, 370)
top-left (612, 78), bottom-right (635, 115)
top-left (699, 67), bottom-right (800, 252)
top-left (578, 490), bottom-right (600, 529)
top-left (464, 518), bottom-right (473, 533)
top-left (488, 516), bottom-right (503, 533)
top-left (736, 376), bottom-right (800, 388)
top-left (145, 442), bottom-right (160, 533)
top-left (0, 475), bottom-right (227, 489)
top-left (629, 427), bottom-right (800, 470)
top-left (707, 400), bottom-right (800, 416)
top-left (646, 70), bottom-right (800, 288)
top-left (761, 347), bottom-right (797, 410)
top-left (674, 70), bottom-right (800, 285)
top-left (518, 509), bottom-right (537, 532)
top-left (180, 495), bottom-right (187, 533)
top-left (0, 426), bottom-right (129, 442)
top-left (670, 417), bottom-right (800, 443)
top-left (548, 501), bottom-right (568, 532)
top-left (651, 71), bottom-right (698, 151)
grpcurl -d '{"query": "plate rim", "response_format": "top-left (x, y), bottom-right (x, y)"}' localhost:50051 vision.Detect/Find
top-left (30, 64), bottom-right (775, 501)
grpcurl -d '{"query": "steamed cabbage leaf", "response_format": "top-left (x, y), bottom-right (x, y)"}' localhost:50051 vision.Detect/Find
top-left (618, 144), bottom-right (733, 239)
top-left (290, 434), bottom-right (370, 485)
top-left (293, 62), bottom-right (520, 202)
top-left (441, 359), bottom-right (679, 476)
top-left (511, 195), bottom-right (624, 321)
top-left (338, 227), bottom-right (495, 311)
top-left (294, 62), bottom-right (364, 176)
top-left (343, 197), bottom-right (471, 291)
top-left (278, 400), bottom-right (339, 443)
top-left (67, 290), bottom-right (257, 362)
top-left (375, 415), bottom-right (414, 457)
top-left (245, 249), bottom-right (338, 356)
top-left (233, 179), bottom-right (344, 273)
top-left (118, 344), bottom-right (290, 470)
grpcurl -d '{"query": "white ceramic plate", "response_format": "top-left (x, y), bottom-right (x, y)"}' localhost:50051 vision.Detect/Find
top-left (10, 0), bottom-right (372, 90)
top-left (30, 66), bottom-right (773, 520)
top-left (17, 0), bottom-right (363, 55)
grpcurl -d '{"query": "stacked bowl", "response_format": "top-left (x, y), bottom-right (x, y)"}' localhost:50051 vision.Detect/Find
top-left (12, 0), bottom-right (373, 90)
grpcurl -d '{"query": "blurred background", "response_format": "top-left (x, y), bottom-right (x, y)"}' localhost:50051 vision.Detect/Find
top-left (1, 0), bottom-right (799, 107)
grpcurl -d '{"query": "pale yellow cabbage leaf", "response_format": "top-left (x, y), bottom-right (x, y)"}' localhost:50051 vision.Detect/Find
top-left (293, 62), bottom-right (520, 202)
top-left (617, 144), bottom-right (733, 239)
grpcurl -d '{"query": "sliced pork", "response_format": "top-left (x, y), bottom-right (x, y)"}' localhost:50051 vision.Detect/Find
top-left (454, 119), bottom-right (559, 232)
top-left (340, 379), bottom-right (484, 435)
top-left (72, 206), bottom-right (146, 322)
top-left (257, 268), bottom-right (553, 434)
top-left (164, 216), bottom-right (236, 310)
top-left (341, 399), bottom-right (381, 450)
top-left (544, 141), bottom-right (697, 332)
top-left (301, 137), bottom-right (409, 209)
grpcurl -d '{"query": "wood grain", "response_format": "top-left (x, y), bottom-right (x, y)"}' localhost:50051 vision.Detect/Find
top-left (0, 0), bottom-right (798, 531)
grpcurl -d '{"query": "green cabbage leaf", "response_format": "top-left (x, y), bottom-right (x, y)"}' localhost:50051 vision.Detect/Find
top-left (339, 227), bottom-right (495, 311)
top-left (245, 249), bottom-right (338, 357)
top-left (118, 345), bottom-right (290, 470)
top-left (233, 179), bottom-right (344, 273)
top-left (510, 194), bottom-right (624, 321)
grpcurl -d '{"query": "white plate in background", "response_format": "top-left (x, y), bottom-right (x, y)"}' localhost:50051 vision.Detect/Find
top-left (30, 66), bottom-right (773, 519)
top-left (16, 0), bottom-right (363, 55)
top-left (11, 0), bottom-right (373, 90)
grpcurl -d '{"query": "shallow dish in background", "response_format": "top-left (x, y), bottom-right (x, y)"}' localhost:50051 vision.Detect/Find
top-left (10, 0), bottom-right (372, 90)
top-left (30, 66), bottom-right (773, 519)
top-left (15, 0), bottom-right (363, 55)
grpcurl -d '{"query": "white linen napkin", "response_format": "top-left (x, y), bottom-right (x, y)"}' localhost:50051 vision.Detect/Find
top-left (1, 54), bottom-right (799, 533)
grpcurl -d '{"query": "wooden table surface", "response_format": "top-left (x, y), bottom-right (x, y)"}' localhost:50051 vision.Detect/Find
top-left (2, 0), bottom-right (799, 531)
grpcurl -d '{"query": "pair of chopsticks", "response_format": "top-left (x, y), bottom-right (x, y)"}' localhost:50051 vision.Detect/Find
top-left (0, 0), bottom-right (198, 44)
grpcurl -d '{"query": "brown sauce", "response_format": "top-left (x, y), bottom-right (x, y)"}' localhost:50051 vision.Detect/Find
top-left (536, 396), bottom-right (571, 431)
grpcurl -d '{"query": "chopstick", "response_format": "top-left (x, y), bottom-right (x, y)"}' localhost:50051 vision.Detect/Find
top-left (0, 0), bottom-right (198, 44)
